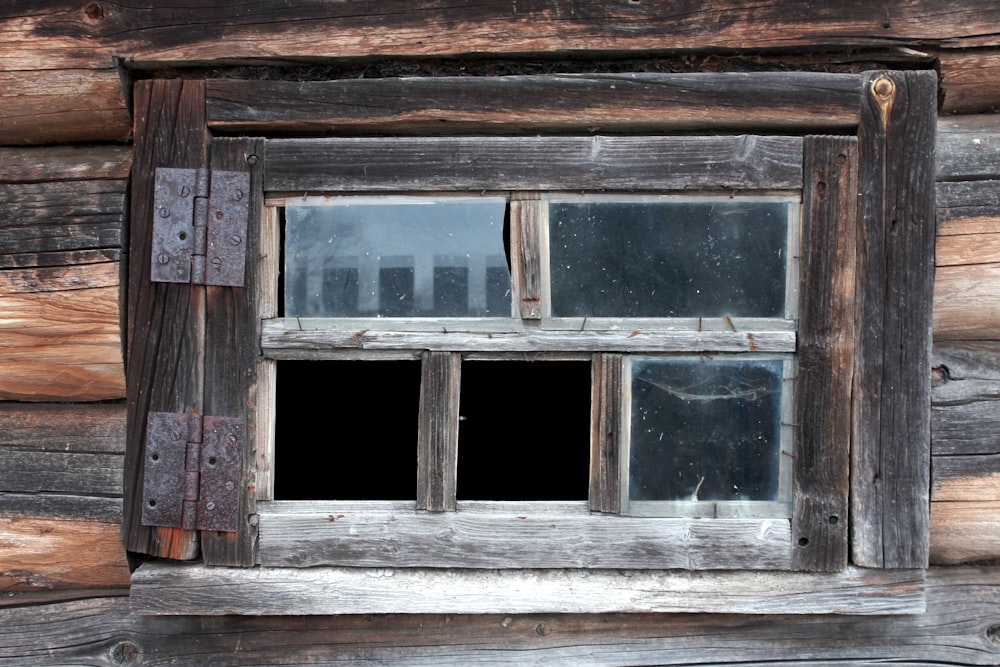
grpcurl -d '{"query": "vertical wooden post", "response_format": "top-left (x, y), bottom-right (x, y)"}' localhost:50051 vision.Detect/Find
top-left (590, 353), bottom-right (622, 513)
top-left (792, 136), bottom-right (857, 571)
top-left (510, 192), bottom-right (543, 319)
top-left (853, 70), bottom-right (936, 569)
top-left (124, 80), bottom-right (209, 560)
top-left (417, 351), bottom-right (461, 511)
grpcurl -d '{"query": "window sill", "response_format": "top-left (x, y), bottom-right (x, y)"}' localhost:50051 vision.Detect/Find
top-left (130, 561), bottom-right (926, 616)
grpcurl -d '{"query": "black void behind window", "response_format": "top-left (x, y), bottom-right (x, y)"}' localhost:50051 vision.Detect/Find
top-left (457, 360), bottom-right (592, 501)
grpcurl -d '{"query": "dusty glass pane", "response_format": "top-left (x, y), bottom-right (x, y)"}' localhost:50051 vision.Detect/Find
top-left (628, 356), bottom-right (784, 504)
top-left (284, 197), bottom-right (511, 317)
top-left (548, 198), bottom-right (789, 318)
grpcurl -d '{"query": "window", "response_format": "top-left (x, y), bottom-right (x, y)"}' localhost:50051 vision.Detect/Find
top-left (125, 70), bottom-right (936, 615)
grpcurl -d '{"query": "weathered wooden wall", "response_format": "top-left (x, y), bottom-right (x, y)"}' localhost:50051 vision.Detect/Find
top-left (2, 1), bottom-right (1000, 664)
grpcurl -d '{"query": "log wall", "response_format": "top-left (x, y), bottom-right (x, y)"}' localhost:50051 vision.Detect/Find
top-left (2, 1), bottom-right (1000, 663)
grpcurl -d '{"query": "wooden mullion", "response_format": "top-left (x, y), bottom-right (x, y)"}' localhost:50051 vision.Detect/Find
top-left (416, 351), bottom-right (461, 512)
top-left (124, 79), bottom-right (209, 560)
top-left (589, 353), bottom-right (622, 513)
top-left (510, 192), bottom-right (542, 319)
top-left (792, 136), bottom-right (858, 571)
top-left (852, 71), bottom-right (936, 569)
top-left (201, 137), bottom-right (265, 566)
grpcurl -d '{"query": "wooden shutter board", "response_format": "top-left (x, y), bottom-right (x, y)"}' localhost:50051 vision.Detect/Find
top-left (792, 136), bottom-right (857, 571)
top-left (852, 70), bottom-right (936, 569)
top-left (589, 353), bottom-right (621, 514)
top-left (123, 79), bottom-right (209, 560)
top-left (201, 137), bottom-right (265, 566)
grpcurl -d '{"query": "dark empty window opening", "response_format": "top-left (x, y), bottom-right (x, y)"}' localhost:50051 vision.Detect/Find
top-left (457, 360), bottom-right (591, 501)
top-left (274, 360), bottom-right (421, 500)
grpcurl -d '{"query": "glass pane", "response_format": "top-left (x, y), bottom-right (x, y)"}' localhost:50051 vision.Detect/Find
top-left (284, 197), bottom-right (511, 317)
top-left (628, 356), bottom-right (785, 505)
top-left (548, 198), bottom-right (789, 318)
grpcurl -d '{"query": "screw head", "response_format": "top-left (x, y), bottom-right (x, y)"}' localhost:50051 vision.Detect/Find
top-left (229, 234), bottom-right (243, 246)
top-left (206, 501), bottom-right (216, 511)
top-left (211, 257), bottom-right (223, 269)
top-left (156, 253), bottom-right (170, 265)
top-left (159, 207), bottom-right (170, 218)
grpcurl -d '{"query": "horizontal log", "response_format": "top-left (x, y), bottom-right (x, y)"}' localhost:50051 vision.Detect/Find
top-left (262, 322), bottom-right (795, 357)
top-left (930, 501), bottom-right (1000, 564)
top-left (0, 517), bottom-right (129, 592)
top-left (0, 145), bottom-right (131, 183)
top-left (4, 568), bottom-right (1000, 665)
top-left (937, 115), bottom-right (1000, 180)
top-left (208, 73), bottom-right (862, 134)
top-left (259, 501), bottom-right (792, 570)
top-left (933, 264), bottom-right (1000, 340)
top-left (940, 49), bottom-right (1000, 114)
top-left (0, 263), bottom-right (124, 401)
top-left (933, 456), bottom-right (1000, 501)
top-left (0, 402), bottom-right (126, 453)
top-left (131, 562), bottom-right (924, 616)
top-left (6, 1), bottom-right (1000, 70)
top-left (936, 232), bottom-right (1000, 267)
top-left (0, 69), bottom-right (130, 145)
top-left (263, 136), bottom-right (804, 192)
top-left (932, 343), bottom-right (1000, 456)
top-left (0, 450), bottom-right (122, 496)
top-left (0, 493), bottom-right (121, 523)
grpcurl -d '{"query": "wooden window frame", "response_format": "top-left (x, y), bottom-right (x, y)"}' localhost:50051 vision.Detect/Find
top-left (124, 70), bottom-right (936, 615)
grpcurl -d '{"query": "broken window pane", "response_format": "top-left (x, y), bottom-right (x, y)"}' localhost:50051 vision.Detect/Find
top-left (284, 197), bottom-right (511, 317)
top-left (547, 197), bottom-right (791, 318)
top-left (626, 356), bottom-right (791, 517)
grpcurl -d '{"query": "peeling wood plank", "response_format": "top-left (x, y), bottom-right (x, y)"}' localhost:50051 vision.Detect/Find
top-left (0, 518), bottom-right (129, 592)
top-left (934, 264), bottom-right (1000, 340)
top-left (933, 457), bottom-right (1000, 501)
top-left (207, 73), bottom-right (863, 134)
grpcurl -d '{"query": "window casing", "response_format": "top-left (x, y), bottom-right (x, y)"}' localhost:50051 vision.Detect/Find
top-left (124, 71), bottom-right (936, 614)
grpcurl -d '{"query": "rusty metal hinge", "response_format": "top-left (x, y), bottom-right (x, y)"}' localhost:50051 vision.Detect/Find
top-left (151, 168), bottom-right (250, 286)
top-left (142, 412), bottom-right (244, 532)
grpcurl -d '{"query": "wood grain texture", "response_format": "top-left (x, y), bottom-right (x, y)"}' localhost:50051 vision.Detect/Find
top-left (416, 351), bottom-right (460, 512)
top-left (199, 137), bottom-right (264, 567)
top-left (791, 137), bottom-right (856, 572)
top-left (123, 79), bottom-right (209, 561)
top-left (852, 70), bottom-right (936, 569)
top-left (258, 501), bottom-right (793, 570)
top-left (589, 353), bottom-right (621, 513)
top-left (0, 145), bottom-right (131, 183)
top-left (0, 68), bottom-right (130, 145)
top-left (930, 502), bottom-right (1000, 564)
top-left (510, 192), bottom-right (542, 320)
top-left (7, 569), bottom-right (1000, 666)
top-left (932, 342), bottom-right (1000, 456)
top-left (937, 115), bottom-right (1000, 180)
top-left (132, 561), bottom-right (924, 616)
top-left (207, 73), bottom-right (862, 134)
top-left (263, 136), bottom-right (803, 193)
top-left (7, 1), bottom-right (1000, 70)
top-left (940, 49), bottom-right (1000, 114)
top-left (0, 518), bottom-right (129, 592)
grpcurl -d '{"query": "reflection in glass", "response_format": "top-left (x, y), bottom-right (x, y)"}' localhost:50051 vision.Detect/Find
top-left (548, 198), bottom-right (789, 318)
top-left (284, 197), bottom-right (511, 317)
top-left (628, 356), bottom-right (785, 506)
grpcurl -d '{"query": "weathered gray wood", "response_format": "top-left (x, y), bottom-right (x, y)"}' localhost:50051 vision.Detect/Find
top-left (416, 351), bottom-right (460, 512)
top-left (15, 567), bottom-right (1000, 665)
top-left (937, 115), bottom-right (1000, 180)
top-left (0, 146), bottom-right (131, 183)
top-left (589, 354), bottom-right (621, 514)
top-left (132, 561), bottom-right (925, 616)
top-left (199, 137), bottom-right (265, 566)
top-left (852, 70), bottom-right (936, 569)
top-left (510, 192), bottom-right (541, 319)
top-left (207, 73), bottom-right (862, 134)
top-left (933, 454), bottom-right (1000, 501)
top-left (0, 450), bottom-right (122, 496)
top-left (261, 322), bottom-right (796, 357)
top-left (940, 49), bottom-right (1000, 114)
top-left (0, 493), bottom-right (122, 523)
top-left (932, 343), bottom-right (1000, 456)
top-left (124, 79), bottom-right (209, 561)
top-left (791, 137), bottom-right (856, 572)
top-left (0, 403), bottom-right (125, 454)
top-left (258, 501), bottom-right (792, 570)
top-left (264, 136), bottom-right (803, 192)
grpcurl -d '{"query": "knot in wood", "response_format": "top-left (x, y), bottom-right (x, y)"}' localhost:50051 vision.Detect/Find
top-left (872, 76), bottom-right (896, 101)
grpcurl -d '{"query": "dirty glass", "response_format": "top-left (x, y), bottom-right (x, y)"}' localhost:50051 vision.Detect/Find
top-left (284, 197), bottom-right (511, 317)
top-left (547, 198), bottom-right (789, 318)
top-left (627, 356), bottom-right (786, 508)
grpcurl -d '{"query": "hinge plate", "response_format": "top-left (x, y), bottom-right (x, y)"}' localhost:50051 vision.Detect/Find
top-left (151, 167), bottom-right (249, 286)
top-left (142, 412), bottom-right (243, 533)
